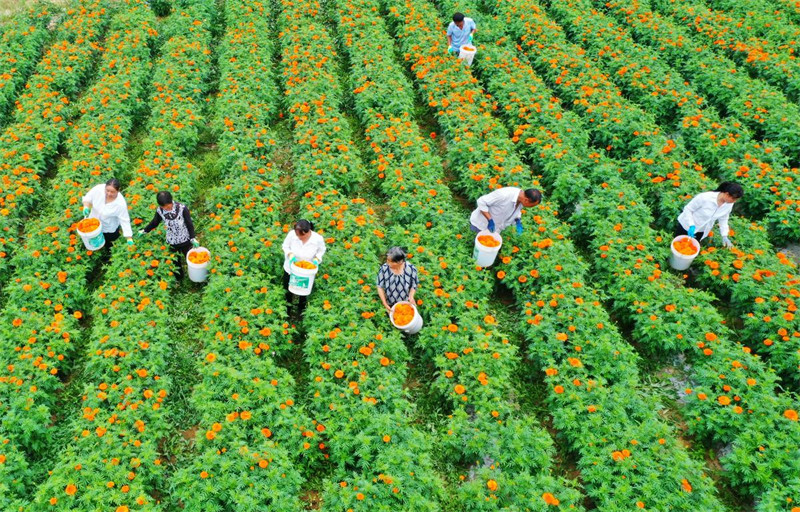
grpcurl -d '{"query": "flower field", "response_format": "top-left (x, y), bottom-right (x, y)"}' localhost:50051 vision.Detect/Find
top-left (0, 0), bottom-right (799, 510)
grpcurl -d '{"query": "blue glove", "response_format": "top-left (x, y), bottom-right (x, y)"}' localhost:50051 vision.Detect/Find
top-left (722, 236), bottom-right (733, 249)
top-left (487, 219), bottom-right (495, 233)
top-left (191, 238), bottom-right (199, 248)
top-left (82, 206), bottom-right (90, 218)
top-left (448, 47), bottom-right (457, 55)
top-left (468, 34), bottom-right (474, 44)
top-left (312, 257), bottom-right (320, 266)
top-left (516, 219), bottom-right (523, 235)
top-left (687, 225), bottom-right (696, 238)
top-left (126, 238), bottom-right (134, 246)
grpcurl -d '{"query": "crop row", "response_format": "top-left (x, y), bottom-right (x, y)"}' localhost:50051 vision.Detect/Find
top-left (543, 0), bottom-right (800, 243)
top-left (28, 1), bottom-right (220, 509)
top-left (332, 0), bottom-right (586, 508)
top-left (0, 6), bottom-right (51, 122)
top-left (474, 0), bottom-right (800, 505)
top-left (552, 0), bottom-right (800, 379)
top-left (538, 0), bottom-right (800, 384)
top-left (384, 0), bottom-right (729, 508)
top-left (169, 1), bottom-right (315, 509)
top-left (649, 0), bottom-right (800, 102)
top-left (0, 2), bottom-right (158, 510)
top-left (0, 0), bottom-right (110, 282)
top-left (277, 0), bottom-right (450, 508)
top-left (484, 0), bottom-right (800, 385)
top-left (596, 0), bottom-right (800, 228)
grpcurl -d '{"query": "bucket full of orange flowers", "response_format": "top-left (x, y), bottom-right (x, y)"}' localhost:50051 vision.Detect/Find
top-left (390, 301), bottom-right (423, 334)
top-left (76, 218), bottom-right (104, 251)
top-left (473, 230), bottom-right (503, 267)
top-left (289, 260), bottom-right (319, 296)
top-left (459, 45), bottom-right (477, 66)
top-left (186, 247), bottom-right (211, 282)
top-left (669, 236), bottom-right (700, 271)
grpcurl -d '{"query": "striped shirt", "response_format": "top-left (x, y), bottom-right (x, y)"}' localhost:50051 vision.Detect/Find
top-left (376, 262), bottom-right (419, 307)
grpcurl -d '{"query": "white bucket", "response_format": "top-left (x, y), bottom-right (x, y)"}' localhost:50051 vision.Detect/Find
top-left (390, 301), bottom-right (423, 335)
top-left (77, 223), bottom-right (105, 251)
top-left (186, 247), bottom-right (211, 282)
top-left (473, 230), bottom-right (502, 267)
top-left (289, 261), bottom-right (319, 296)
top-left (669, 236), bottom-right (700, 271)
top-left (459, 45), bottom-right (476, 66)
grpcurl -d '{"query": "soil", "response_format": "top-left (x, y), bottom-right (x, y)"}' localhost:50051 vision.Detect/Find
top-left (777, 243), bottom-right (800, 266)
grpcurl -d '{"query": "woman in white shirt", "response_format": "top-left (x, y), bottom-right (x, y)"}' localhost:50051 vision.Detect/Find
top-left (81, 178), bottom-right (133, 248)
top-left (281, 219), bottom-right (326, 315)
top-left (677, 182), bottom-right (743, 248)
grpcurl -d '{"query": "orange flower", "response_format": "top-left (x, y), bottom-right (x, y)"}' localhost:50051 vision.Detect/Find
top-left (65, 484), bottom-right (77, 496)
top-left (188, 250), bottom-right (210, 264)
top-left (76, 218), bottom-right (100, 233)
top-left (784, 409), bottom-right (799, 421)
top-left (293, 260), bottom-right (317, 269)
top-left (392, 303), bottom-right (415, 327)
top-left (542, 492), bottom-right (560, 505)
top-left (477, 235), bottom-right (500, 247)
top-left (486, 479), bottom-right (498, 491)
top-left (672, 236), bottom-right (698, 256)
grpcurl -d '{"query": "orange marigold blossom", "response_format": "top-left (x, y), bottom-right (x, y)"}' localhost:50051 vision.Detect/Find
top-left (392, 303), bottom-right (415, 327)
top-left (672, 236), bottom-right (698, 256)
top-left (76, 218), bottom-right (100, 233)
top-left (188, 250), bottom-right (210, 264)
top-left (477, 234), bottom-right (500, 247)
top-left (293, 260), bottom-right (317, 269)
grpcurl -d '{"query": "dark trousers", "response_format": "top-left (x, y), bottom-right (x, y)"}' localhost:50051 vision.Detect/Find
top-left (675, 224), bottom-right (704, 241)
top-left (171, 240), bottom-right (193, 280)
top-left (103, 229), bottom-right (121, 248)
top-left (283, 271), bottom-right (308, 315)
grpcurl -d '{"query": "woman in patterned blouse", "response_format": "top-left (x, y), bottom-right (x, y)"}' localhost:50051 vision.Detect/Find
top-left (376, 246), bottom-right (419, 316)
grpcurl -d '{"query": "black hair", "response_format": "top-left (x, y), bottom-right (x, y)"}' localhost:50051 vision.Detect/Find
top-left (387, 246), bottom-right (407, 263)
top-left (524, 188), bottom-right (542, 204)
top-left (453, 12), bottom-right (465, 22)
top-left (294, 219), bottom-right (314, 233)
top-left (714, 181), bottom-right (743, 199)
top-left (106, 178), bottom-right (121, 191)
top-left (156, 191), bottom-right (173, 207)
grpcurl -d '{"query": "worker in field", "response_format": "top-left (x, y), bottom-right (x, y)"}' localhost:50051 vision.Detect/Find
top-left (282, 219), bottom-right (326, 316)
top-left (677, 181), bottom-right (743, 248)
top-left (82, 178), bottom-right (134, 248)
top-left (376, 246), bottom-right (419, 317)
top-left (447, 12), bottom-right (476, 55)
top-left (470, 187), bottom-right (542, 234)
top-left (138, 191), bottom-right (199, 279)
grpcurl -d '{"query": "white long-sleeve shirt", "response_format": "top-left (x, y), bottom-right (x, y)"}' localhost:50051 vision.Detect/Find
top-left (677, 191), bottom-right (733, 239)
top-left (469, 187), bottom-right (523, 232)
top-left (282, 230), bottom-right (326, 273)
top-left (82, 183), bottom-right (133, 237)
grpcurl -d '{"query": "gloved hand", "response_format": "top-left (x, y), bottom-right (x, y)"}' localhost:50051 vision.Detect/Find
top-left (468, 34), bottom-right (474, 44)
top-left (126, 238), bottom-right (134, 246)
top-left (687, 225), bottom-right (696, 238)
top-left (312, 257), bottom-right (320, 266)
top-left (82, 206), bottom-right (91, 218)
top-left (448, 46), bottom-right (457, 55)
top-left (137, 229), bottom-right (145, 236)
top-left (515, 219), bottom-right (523, 235)
top-left (722, 236), bottom-right (733, 249)
top-left (487, 219), bottom-right (495, 233)
top-left (191, 238), bottom-right (199, 248)
top-left (288, 253), bottom-right (298, 265)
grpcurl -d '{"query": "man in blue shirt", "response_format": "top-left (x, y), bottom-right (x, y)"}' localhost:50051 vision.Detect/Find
top-left (447, 12), bottom-right (476, 55)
